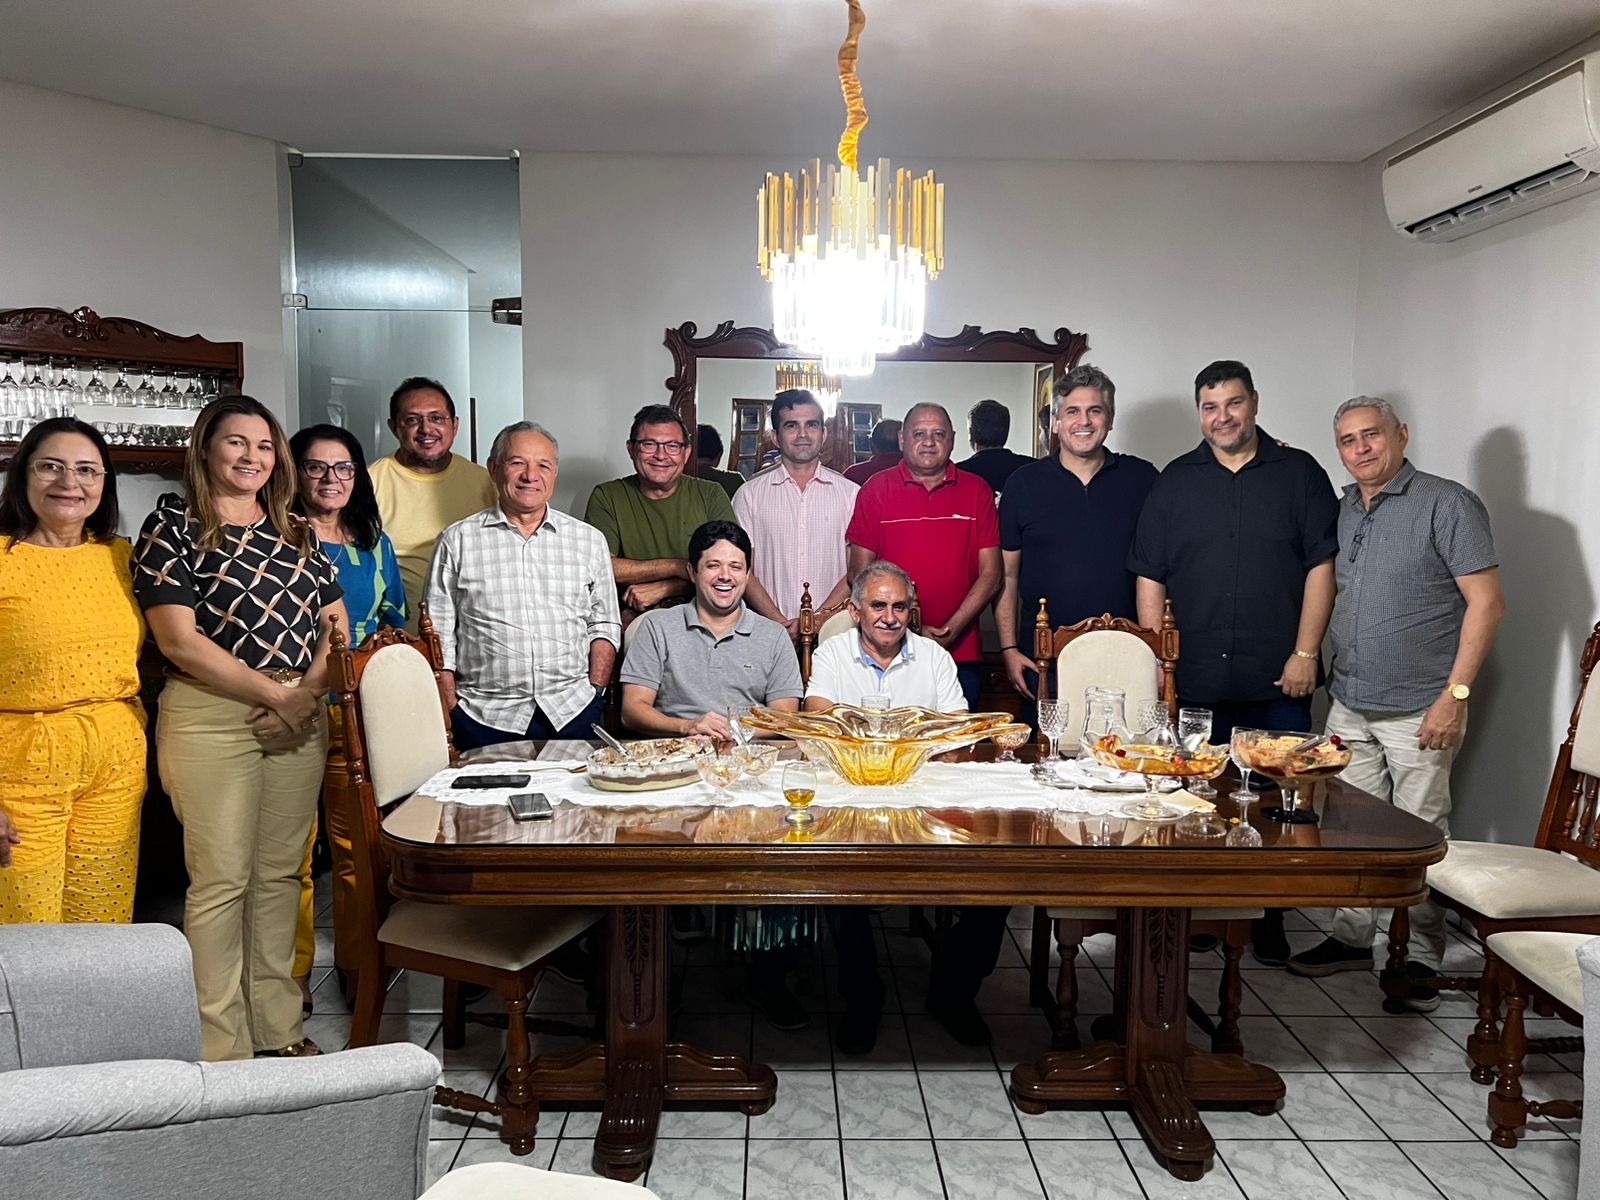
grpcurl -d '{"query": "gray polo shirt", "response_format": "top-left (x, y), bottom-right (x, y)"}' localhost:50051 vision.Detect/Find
top-left (621, 602), bottom-right (803, 720)
top-left (1328, 461), bottom-right (1497, 714)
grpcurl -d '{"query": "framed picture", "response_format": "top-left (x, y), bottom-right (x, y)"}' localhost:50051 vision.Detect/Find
top-left (1033, 362), bottom-right (1056, 458)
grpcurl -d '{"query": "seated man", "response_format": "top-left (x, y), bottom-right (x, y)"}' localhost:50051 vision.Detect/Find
top-left (803, 561), bottom-right (1009, 1054)
top-left (621, 521), bottom-right (812, 1027)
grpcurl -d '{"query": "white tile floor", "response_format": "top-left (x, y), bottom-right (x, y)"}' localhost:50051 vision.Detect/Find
top-left (309, 887), bottom-right (1584, 1199)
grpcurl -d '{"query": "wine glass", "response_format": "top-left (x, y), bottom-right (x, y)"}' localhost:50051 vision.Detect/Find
top-left (782, 760), bottom-right (818, 826)
top-left (83, 364), bottom-right (109, 408)
top-left (182, 373), bottom-right (204, 410)
top-left (158, 373), bottom-right (180, 410)
top-left (1227, 789), bottom-right (1263, 847)
top-left (134, 369), bottom-right (156, 409)
top-left (23, 361), bottom-right (49, 419)
top-left (993, 725), bottom-right (1029, 763)
top-left (697, 753), bottom-right (745, 794)
top-left (1230, 727), bottom-right (1260, 806)
top-left (1178, 707), bottom-right (1216, 799)
top-left (110, 365), bottom-right (134, 409)
top-left (0, 361), bottom-right (20, 419)
top-left (1033, 699), bottom-right (1069, 779)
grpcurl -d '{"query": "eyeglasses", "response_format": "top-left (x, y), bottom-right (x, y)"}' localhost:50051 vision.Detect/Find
top-left (31, 459), bottom-right (106, 484)
top-left (632, 439), bottom-right (687, 455)
top-left (397, 413), bottom-right (451, 430)
top-left (301, 460), bottom-right (356, 480)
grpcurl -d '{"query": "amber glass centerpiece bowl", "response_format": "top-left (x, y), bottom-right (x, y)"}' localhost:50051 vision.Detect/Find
top-left (1230, 729), bottom-right (1352, 786)
top-left (741, 705), bottom-right (1030, 787)
top-left (1089, 734), bottom-right (1230, 780)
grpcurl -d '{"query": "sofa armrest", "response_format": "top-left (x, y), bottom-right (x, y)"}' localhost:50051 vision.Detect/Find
top-left (0, 924), bottom-right (199, 1069)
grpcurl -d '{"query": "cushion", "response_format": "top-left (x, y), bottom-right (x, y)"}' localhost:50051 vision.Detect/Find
top-left (378, 901), bottom-right (603, 973)
top-left (421, 1161), bottom-right (664, 1199)
top-left (359, 642), bottom-right (452, 805)
top-left (817, 611), bottom-right (856, 644)
top-left (1056, 630), bottom-right (1160, 736)
top-left (1570, 680), bottom-right (1600, 777)
top-left (1046, 906), bottom-right (1263, 922)
top-left (1428, 841), bottom-right (1600, 918)
top-left (1486, 931), bottom-right (1594, 1013)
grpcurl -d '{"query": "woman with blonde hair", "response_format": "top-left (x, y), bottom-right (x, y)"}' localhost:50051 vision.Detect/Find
top-left (0, 417), bottom-right (145, 924)
top-left (134, 396), bottom-right (346, 1060)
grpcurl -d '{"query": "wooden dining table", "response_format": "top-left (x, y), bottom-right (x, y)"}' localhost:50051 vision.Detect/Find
top-left (381, 742), bottom-right (1445, 1183)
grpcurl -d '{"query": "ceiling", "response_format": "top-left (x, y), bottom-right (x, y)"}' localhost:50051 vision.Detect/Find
top-left (1, 0), bottom-right (1596, 162)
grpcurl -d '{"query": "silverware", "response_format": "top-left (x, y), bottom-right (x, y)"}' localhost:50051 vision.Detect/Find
top-left (1287, 733), bottom-right (1330, 754)
top-left (591, 724), bottom-right (634, 759)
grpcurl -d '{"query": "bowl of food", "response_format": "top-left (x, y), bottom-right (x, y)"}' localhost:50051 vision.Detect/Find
top-left (1089, 734), bottom-right (1230, 780)
top-left (1230, 730), bottom-right (1352, 784)
top-left (733, 741), bottom-right (780, 779)
top-left (739, 704), bottom-right (1029, 787)
top-left (586, 735), bottom-right (715, 792)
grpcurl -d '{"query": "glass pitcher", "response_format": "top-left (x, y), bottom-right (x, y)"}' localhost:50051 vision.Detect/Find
top-left (1080, 686), bottom-right (1130, 757)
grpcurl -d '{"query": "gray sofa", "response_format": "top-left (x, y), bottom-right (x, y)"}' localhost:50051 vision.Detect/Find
top-left (0, 923), bottom-right (440, 1200)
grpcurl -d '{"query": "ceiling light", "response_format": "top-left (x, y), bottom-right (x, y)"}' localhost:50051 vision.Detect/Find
top-left (775, 361), bottom-right (844, 417)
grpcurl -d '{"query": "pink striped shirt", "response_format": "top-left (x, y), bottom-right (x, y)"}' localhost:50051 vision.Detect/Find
top-left (732, 462), bottom-right (860, 619)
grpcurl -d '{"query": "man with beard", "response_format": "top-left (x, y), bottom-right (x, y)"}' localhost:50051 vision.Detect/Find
top-left (735, 389), bottom-right (859, 636)
top-left (1129, 359), bottom-right (1339, 964)
top-left (368, 377), bottom-right (496, 632)
top-left (803, 561), bottom-right (1006, 1053)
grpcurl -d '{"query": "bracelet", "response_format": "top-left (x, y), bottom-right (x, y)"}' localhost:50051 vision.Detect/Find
top-left (1292, 649), bottom-right (1318, 660)
top-left (999, 645), bottom-right (1020, 653)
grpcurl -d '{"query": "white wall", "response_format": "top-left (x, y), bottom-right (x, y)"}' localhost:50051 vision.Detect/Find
top-left (0, 79), bottom-right (287, 532)
top-left (1351, 166), bottom-right (1600, 844)
top-left (520, 153), bottom-right (1366, 511)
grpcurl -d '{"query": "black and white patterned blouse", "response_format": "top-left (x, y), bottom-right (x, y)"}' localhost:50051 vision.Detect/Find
top-left (133, 493), bottom-right (343, 672)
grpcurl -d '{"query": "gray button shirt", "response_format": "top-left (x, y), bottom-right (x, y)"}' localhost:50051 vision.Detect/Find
top-left (621, 602), bottom-right (803, 720)
top-left (1329, 462), bottom-right (1497, 714)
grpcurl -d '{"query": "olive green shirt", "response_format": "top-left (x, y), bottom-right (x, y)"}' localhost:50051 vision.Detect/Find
top-left (582, 474), bottom-right (738, 562)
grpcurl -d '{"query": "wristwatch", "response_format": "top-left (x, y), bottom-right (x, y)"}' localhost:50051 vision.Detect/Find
top-left (1448, 683), bottom-right (1471, 701)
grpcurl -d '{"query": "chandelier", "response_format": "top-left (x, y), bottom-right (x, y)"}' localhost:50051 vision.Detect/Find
top-left (757, 0), bottom-right (944, 377)
top-left (775, 361), bottom-right (844, 417)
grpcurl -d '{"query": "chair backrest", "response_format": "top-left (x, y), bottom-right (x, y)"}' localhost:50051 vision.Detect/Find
top-left (817, 610), bottom-right (857, 644)
top-left (1535, 620), bottom-right (1600, 867)
top-left (796, 577), bottom-right (922, 684)
top-left (326, 609), bottom-right (458, 937)
top-left (1032, 599), bottom-right (1179, 727)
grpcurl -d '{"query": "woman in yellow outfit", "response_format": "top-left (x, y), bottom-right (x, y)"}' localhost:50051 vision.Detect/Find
top-left (0, 417), bottom-right (145, 924)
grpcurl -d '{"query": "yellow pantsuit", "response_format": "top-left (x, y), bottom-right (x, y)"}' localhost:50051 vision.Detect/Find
top-left (0, 537), bottom-right (146, 925)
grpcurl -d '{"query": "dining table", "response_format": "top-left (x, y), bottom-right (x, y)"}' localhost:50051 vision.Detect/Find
top-left (380, 740), bottom-right (1446, 1183)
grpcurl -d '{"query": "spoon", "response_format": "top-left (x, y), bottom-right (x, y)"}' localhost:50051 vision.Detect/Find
top-left (591, 724), bottom-right (635, 759)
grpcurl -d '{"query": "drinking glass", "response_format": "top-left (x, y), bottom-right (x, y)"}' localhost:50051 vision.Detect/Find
top-left (860, 692), bottom-right (892, 735)
top-left (697, 754), bottom-right (745, 794)
top-left (83, 365), bottom-right (109, 408)
top-left (110, 365), bottom-right (134, 408)
top-left (1080, 686), bottom-right (1128, 757)
top-left (1033, 699), bottom-right (1069, 779)
top-left (24, 361), bottom-right (49, 419)
top-left (1134, 700), bottom-right (1170, 739)
top-left (134, 370), bottom-right (156, 409)
top-left (0, 361), bottom-right (19, 419)
top-left (182, 373), bottom-right (204, 410)
top-left (1230, 728), bottom-right (1260, 805)
top-left (726, 705), bottom-right (753, 747)
top-left (1178, 706), bottom-right (1216, 799)
top-left (782, 760), bottom-right (818, 826)
top-left (158, 373), bottom-right (179, 410)
top-left (1227, 790), bottom-right (1263, 847)
top-left (53, 362), bottom-right (83, 417)
top-left (200, 372), bottom-right (222, 406)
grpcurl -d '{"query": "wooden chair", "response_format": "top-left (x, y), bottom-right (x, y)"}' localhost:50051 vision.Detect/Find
top-left (1025, 599), bottom-right (1258, 1051)
top-left (1386, 620), bottom-right (1600, 1081)
top-left (797, 579), bottom-right (921, 685)
top-left (325, 608), bottom-right (605, 1155)
top-left (1481, 931), bottom-right (1587, 1147)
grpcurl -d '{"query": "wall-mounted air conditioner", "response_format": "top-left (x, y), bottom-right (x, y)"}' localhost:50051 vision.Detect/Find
top-left (1383, 51), bottom-right (1600, 243)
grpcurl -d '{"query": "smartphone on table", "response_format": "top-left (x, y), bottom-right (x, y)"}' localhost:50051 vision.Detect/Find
top-left (450, 773), bottom-right (531, 790)
top-left (506, 792), bottom-right (554, 821)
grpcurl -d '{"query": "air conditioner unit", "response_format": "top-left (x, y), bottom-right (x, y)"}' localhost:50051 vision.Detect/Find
top-left (1384, 51), bottom-right (1600, 243)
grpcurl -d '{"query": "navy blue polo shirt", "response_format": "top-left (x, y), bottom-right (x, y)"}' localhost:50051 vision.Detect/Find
top-left (999, 450), bottom-right (1159, 630)
top-left (1127, 431), bottom-right (1338, 705)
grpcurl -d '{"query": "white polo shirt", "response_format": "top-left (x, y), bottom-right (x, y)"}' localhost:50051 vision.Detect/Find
top-left (806, 629), bottom-right (967, 711)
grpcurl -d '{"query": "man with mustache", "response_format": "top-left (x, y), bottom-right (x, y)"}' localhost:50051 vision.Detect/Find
top-left (1129, 360), bottom-right (1339, 965)
top-left (804, 562), bottom-right (1006, 1053)
top-left (735, 389), bottom-right (859, 638)
top-left (368, 377), bottom-right (496, 632)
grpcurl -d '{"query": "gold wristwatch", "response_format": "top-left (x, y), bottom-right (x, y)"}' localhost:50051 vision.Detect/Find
top-left (1448, 683), bottom-right (1471, 701)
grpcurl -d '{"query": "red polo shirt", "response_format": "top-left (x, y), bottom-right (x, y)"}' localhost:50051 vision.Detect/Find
top-left (845, 461), bottom-right (1000, 663)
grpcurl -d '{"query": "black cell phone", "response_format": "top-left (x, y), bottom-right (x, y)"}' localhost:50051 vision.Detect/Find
top-left (506, 792), bottom-right (554, 821)
top-left (451, 773), bottom-right (532, 790)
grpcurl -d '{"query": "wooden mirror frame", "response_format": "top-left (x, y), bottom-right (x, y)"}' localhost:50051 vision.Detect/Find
top-left (664, 321), bottom-right (1091, 473)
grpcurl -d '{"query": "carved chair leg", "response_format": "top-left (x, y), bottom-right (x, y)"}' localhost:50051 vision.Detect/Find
top-left (349, 954), bottom-right (387, 1048)
top-left (497, 987), bottom-right (540, 1156)
top-left (1469, 951), bottom-right (1505, 1086)
top-left (1489, 984), bottom-right (1529, 1148)
top-left (1052, 921), bottom-right (1083, 1050)
top-left (442, 978), bottom-right (466, 1050)
top-left (1028, 908), bottom-right (1053, 1009)
top-left (1380, 905), bottom-right (1413, 1014)
top-left (1214, 927), bottom-right (1246, 1056)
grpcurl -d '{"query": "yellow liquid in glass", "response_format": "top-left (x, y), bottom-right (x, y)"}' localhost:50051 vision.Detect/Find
top-left (784, 788), bottom-right (816, 809)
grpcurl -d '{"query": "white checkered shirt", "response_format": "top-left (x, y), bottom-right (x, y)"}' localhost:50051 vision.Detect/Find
top-left (425, 505), bottom-right (621, 733)
top-left (732, 462), bottom-right (859, 619)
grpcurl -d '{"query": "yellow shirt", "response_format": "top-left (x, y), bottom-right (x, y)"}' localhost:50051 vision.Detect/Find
top-left (369, 453), bottom-right (497, 631)
top-left (0, 537), bottom-right (144, 712)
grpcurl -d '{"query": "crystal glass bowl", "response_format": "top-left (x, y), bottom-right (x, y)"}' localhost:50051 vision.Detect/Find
top-left (586, 735), bottom-right (714, 791)
top-left (741, 704), bottom-right (1029, 787)
top-left (1088, 734), bottom-right (1231, 780)
top-left (1230, 729), bottom-right (1352, 784)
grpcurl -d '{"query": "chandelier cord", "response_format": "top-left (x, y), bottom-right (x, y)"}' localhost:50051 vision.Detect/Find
top-left (835, 0), bottom-right (868, 171)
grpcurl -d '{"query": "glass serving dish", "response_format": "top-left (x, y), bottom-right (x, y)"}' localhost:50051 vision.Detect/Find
top-left (1230, 729), bottom-right (1353, 824)
top-left (1088, 733), bottom-right (1231, 820)
top-left (740, 704), bottom-right (1029, 787)
top-left (586, 735), bottom-right (715, 792)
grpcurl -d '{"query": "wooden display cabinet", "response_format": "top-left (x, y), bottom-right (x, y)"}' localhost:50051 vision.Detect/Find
top-left (0, 305), bottom-right (243, 475)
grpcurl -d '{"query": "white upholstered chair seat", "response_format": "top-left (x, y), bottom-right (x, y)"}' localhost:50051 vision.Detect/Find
top-left (1056, 630), bottom-right (1160, 734)
top-left (1045, 906), bottom-right (1263, 921)
top-left (358, 642), bottom-right (452, 806)
top-left (378, 901), bottom-right (603, 973)
top-left (1427, 842), bottom-right (1600, 919)
top-left (817, 610), bottom-right (856, 644)
top-left (421, 1162), bottom-right (663, 1199)
top-left (1486, 931), bottom-right (1593, 1013)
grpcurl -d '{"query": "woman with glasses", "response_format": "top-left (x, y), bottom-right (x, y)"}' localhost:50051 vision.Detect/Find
top-left (134, 397), bottom-right (346, 1060)
top-left (0, 417), bottom-right (145, 925)
top-left (287, 424), bottom-right (404, 1010)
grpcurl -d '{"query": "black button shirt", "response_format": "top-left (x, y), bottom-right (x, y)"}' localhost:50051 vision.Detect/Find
top-left (1000, 450), bottom-right (1159, 629)
top-left (1128, 432), bottom-right (1338, 704)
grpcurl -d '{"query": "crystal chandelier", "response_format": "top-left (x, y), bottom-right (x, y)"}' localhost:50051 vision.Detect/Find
top-left (775, 361), bottom-right (844, 417)
top-left (757, 0), bottom-right (944, 378)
